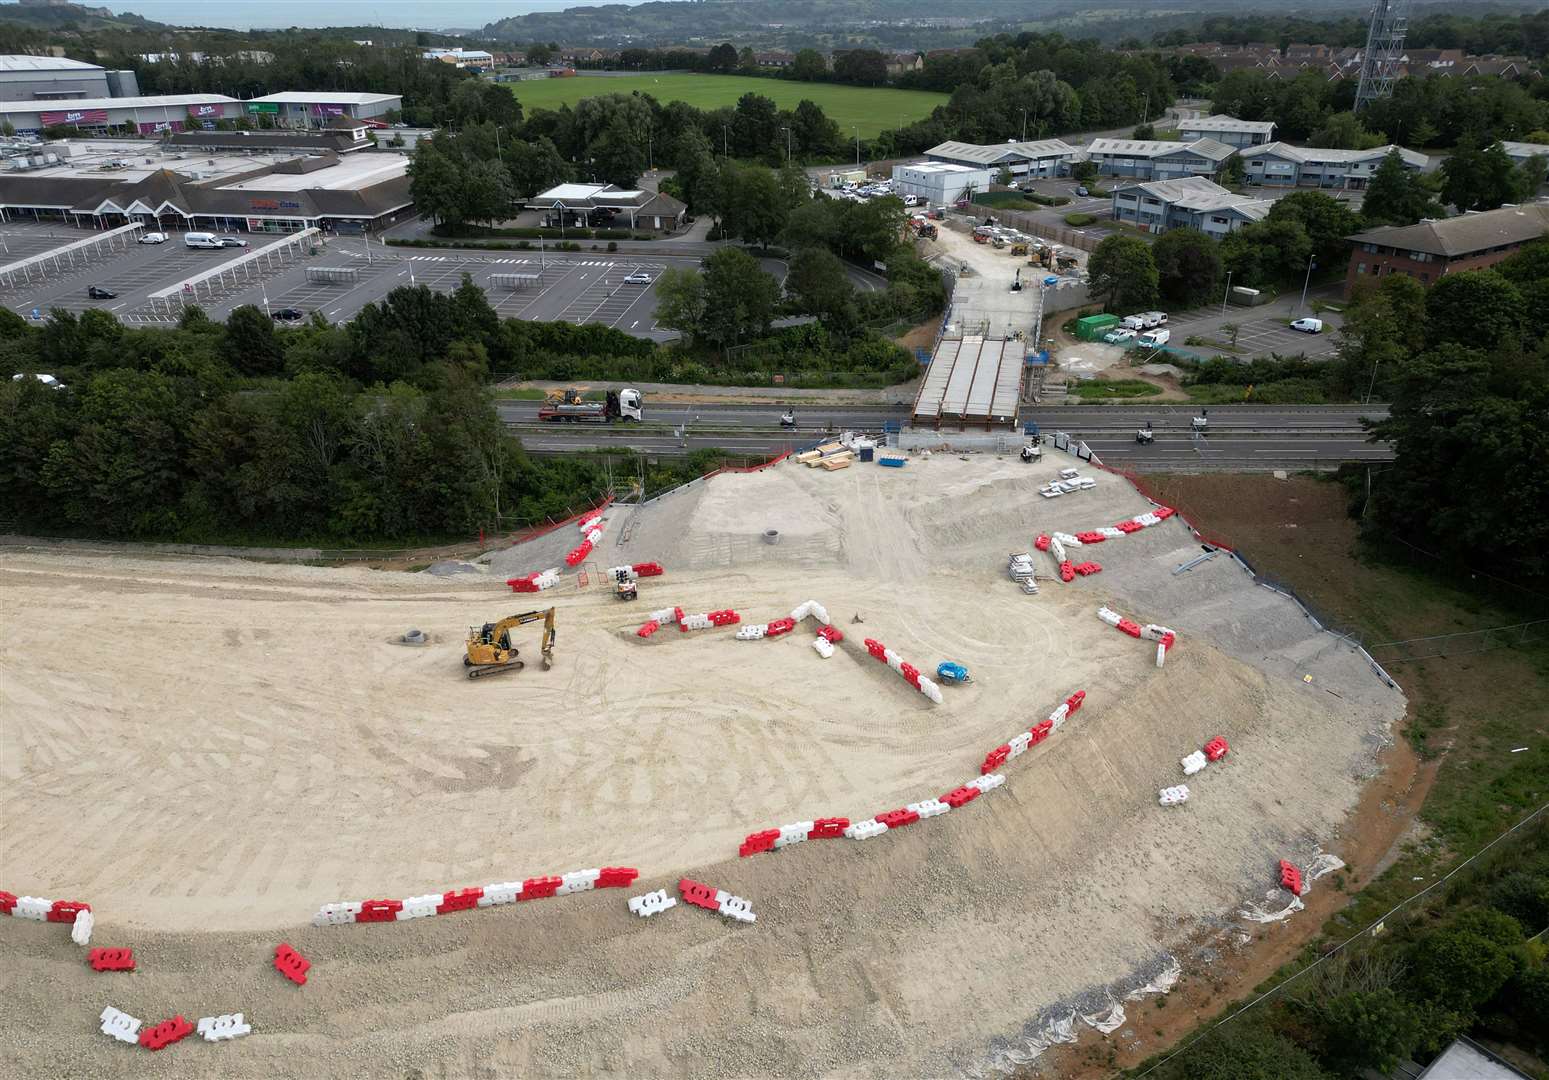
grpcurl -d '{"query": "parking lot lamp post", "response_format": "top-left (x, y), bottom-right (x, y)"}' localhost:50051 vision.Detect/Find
top-left (1020, 107), bottom-right (1027, 142)
top-left (1221, 270), bottom-right (1232, 315)
top-left (854, 126), bottom-right (860, 167)
top-left (782, 126), bottom-right (791, 164)
top-left (1298, 254), bottom-right (1315, 313)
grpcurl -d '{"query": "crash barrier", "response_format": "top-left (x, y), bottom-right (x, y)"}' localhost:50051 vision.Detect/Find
top-left (608, 561), bottom-right (664, 582)
top-left (507, 567), bottom-right (561, 593)
top-left (862, 637), bottom-right (942, 704)
top-left (274, 943), bottom-right (310, 986)
top-left (2, 891), bottom-right (92, 928)
top-left (1158, 784), bottom-right (1190, 806)
top-left (139, 1014), bottom-right (195, 1051)
top-left (1181, 750), bottom-right (1207, 776)
top-left (72, 907), bottom-right (94, 945)
top-left (102, 1004), bottom-right (248, 1050)
top-left (679, 878), bottom-right (757, 923)
top-left (1204, 736), bottom-right (1229, 762)
top-left (680, 609), bottom-right (739, 632)
top-left (89, 947), bottom-right (135, 972)
top-left (565, 539), bottom-right (593, 567)
top-left (980, 691), bottom-right (1086, 775)
top-left (1180, 736), bottom-right (1230, 781)
top-left (738, 772), bottom-right (1008, 859)
top-left (310, 867), bottom-right (640, 928)
top-left (628, 889), bottom-right (677, 918)
top-left (1097, 607), bottom-right (1177, 663)
top-left (197, 1013), bottom-right (252, 1042)
top-left (1279, 860), bottom-right (1304, 896)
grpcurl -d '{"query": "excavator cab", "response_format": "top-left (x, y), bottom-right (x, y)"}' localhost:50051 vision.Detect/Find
top-left (465, 607), bottom-right (555, 679)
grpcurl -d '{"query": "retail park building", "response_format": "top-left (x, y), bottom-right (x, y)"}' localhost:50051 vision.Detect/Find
top-left (0, 90), bottom-right (402, 135)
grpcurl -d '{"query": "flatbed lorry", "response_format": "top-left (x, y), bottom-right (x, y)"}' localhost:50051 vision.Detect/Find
top-left (537, 388), bottom-right (643, 423)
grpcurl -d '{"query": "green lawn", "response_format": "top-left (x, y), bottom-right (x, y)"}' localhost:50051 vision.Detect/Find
top-left (504, 74), bottom-right (946, 140)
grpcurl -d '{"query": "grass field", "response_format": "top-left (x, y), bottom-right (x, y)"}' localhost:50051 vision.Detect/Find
top-left (505, 73), bottom-right (947, 139)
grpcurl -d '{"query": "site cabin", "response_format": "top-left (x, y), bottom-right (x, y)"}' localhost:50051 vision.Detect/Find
top-left (537, 388), bottom-right (643, 423)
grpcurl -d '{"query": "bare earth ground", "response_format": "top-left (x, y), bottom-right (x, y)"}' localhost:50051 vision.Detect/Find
top-left (0, 455), bottom-right (1404, 1078)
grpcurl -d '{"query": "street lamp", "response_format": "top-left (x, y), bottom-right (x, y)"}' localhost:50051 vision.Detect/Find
top-left (854, 126), bottom-right (860, 167)
top-left (1221, 269), bottom-right (1232, 315)
top-left (1298, 254), bottom-right (1315, 313)
top-left (782, 125), bottom-right (791, 164)
top-left (722, 123), bottom-right (729, 159)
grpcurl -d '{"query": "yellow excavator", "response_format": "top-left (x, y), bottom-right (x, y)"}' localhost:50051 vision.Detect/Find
top-left (464, 607), bottom-right (555, 679)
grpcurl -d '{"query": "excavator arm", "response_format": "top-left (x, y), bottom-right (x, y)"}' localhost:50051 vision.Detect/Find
top-left (466, 607), bottom-right (555, 678)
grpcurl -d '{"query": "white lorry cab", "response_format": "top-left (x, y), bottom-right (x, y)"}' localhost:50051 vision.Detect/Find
top-left (184, 232), bottom-right (222, 249)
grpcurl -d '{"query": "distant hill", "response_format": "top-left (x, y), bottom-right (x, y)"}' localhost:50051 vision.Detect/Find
top-left (0, 1), bottom-right (167, 31)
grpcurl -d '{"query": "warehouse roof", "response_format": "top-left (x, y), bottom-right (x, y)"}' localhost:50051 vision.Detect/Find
top-left (1177, 114), bottom-right (1277, 135)
top-left (1499, 140), bottom-right (1549, 160)
top-left (1346, 204), bottom-right (1549, 257)
top-left (1086, 137), bottom-right (1236, 162)
top-left (0, 54), bottom-right (104, 72)
top-left (925, 138), bottom-right (1079, 165)
top-left (901, 161), bottom-right (986, 175)
top-left (1240, 141), bottom-right (1427, 168)
top-left (1113, 176), bottom-right (1274, 218)
top-left (0, 92), bottom-right (234, 113)
top-left (247, 91), bottom-right (402, 106)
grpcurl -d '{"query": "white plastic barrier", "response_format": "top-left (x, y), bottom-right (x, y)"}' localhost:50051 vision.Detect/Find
top-left (811, 637), bottom-right (834, 658)
top-left (716, 892), bottom-right (757, 924)
top-left (968, 772), bottom-right (1006, 793)
top-left (736, 624), bottom-right (768, 641)
top-left (680, 613), bottom-right (713, 631)
top-left (775, 821), bottom-right (813, 848)
top-left (792, 601), bottom-right (813, 622)
top-left (649, 607), bottom-right (676, 624)
top-left (531, 567), bottom-right (561, 591)
top-left (197, 1013), bottom-right (252, 1042)
top-left (71, 908), bottom-right (94, 946)
top-left (1140, 624), bottom-right (1175, 642)
top-left (844, 818), bottom-right (889, 840)
top-left (1159, 785), bottom-right (1190, 806)
top-left (312, 902), bottom-right (363, 927)
top-left (883, 648), bottom-right (903, 672)
top-left (100, 1006), bottom-right (143, 1044)
top-left (1048, 702), bottom-right (1071, 731)
top-left (918, 678), bottom-right (944, 704)
top-left (1137, 512), bottom-right (1160, 527)
top-left (1098, 526), bottom-right (1125, 539)
top-left (586, 528), bottom-right (603, 544)
top-left (1053, 532), bottom-right (1083, 547)
top-left (628, 889), bottom-right (677, 917)
top-left (607, 565), bottom-right (638, 582)
top-left (557, 868), bottom-right (601, 895)
top-left (1157, 642), bottom-right (1167, 668)
top-left (1181, 750), bottom-right (1207, 776)
top-left (1097, 606), bottom-right (1122, 627)
top-left (789, 600), bottom-right (831, 626)
top-left (396, 894), bottom-right (440, 920)
top-left (1049, 537), bottom-right (1067, 564)
top-left (907, 797), bottom-right (950, 819)
top-left (479, 882), bottom-right (523, 906)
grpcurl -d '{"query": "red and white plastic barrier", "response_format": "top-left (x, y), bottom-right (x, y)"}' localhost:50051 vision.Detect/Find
top-left (792, 600), bottom-right (832, 626)
top-left (89, 947), bottom-right (135, 972)
top-left (140, 1014), bottom-right (195, 1051)
top-left (980, 690), bottom-right (1086, 774)
top-left (1031, 507), bottom-right (1179, 582)
top-left (1159, 784), bottom-right (1190, 806)
top-left (507, 567), bottom-right (562, 593)
top-left (1098, 607), bottom-right (1177, 663)
top-left (100, 1006), bottom-right (144, 1045)
top-left (678, 878), bottom-right (756, 923)
top-left (197, 1013), bottom-right (251, 1042)
top-left (861, 637), bottom-right (942, 704)
top-left (2, 892), bottom-right (93, 940)
top-left (1181, 750), bottom-right (1207, 776)
top-left (627, 888), bottom-right (677, 917)
top-left (1181, 736), bottom-right (1229, 778)
top-left (310, 867), bottom-right (640, 928)
top-left (812, 637), bottom-right (834, 658)
top-left (679, 609), bottom-right (739, 632)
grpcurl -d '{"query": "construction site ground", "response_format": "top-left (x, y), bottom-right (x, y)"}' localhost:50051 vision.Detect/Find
top-left (1, 454), bottom-right (1404, 1078)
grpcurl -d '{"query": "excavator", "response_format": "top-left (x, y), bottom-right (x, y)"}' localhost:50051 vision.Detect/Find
top-left (464, 607), bottom-right (555, 679)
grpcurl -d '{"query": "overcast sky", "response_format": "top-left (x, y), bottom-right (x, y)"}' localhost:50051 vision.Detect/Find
top-left (95, 0), bottom-right (636, 32)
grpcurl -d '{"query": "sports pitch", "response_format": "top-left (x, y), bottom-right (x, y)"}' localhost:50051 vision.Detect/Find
top-left (506, 73), bottom-right (947, 139)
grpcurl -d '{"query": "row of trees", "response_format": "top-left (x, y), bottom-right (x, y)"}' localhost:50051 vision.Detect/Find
top-left (1153, 9), bottom-right (1549, 59)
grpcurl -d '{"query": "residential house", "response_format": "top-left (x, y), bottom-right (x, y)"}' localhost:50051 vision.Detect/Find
top-left (924, 138), bottom-right (1080, 179)
top-left (1238, 142), bottom-right (1427, 189)
top-left (755, 51), bottom-right (795, 69)
top-left (887, 51), bottom-right (923, 76)
top-left (1110, 176), bottom-right (1273, 237)
top-left (1083, 137), bottom-right (1236, 181)
top-left (1343, 203), bottom-right (1549, 296)
top-left (1175, 114), bottom-right (1276, 148)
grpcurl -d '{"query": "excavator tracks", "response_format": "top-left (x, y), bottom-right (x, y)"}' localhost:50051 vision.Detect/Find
top-left (467, 660), bottom-right (526, 680)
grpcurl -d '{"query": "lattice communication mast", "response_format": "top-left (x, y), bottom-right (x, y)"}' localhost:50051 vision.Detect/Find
top-left (1355, 0), bottom-right (1410, 112)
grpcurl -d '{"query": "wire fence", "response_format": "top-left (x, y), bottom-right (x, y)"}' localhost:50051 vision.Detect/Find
top-left (1369, 619), bottom-right (1549, 664)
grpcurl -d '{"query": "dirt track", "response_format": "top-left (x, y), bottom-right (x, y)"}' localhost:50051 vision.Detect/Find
top-left (0, 453), bottom-right (1404, 1077)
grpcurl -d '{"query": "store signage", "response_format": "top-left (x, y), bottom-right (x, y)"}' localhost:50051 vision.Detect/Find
top-left (250, 198), bottom-right (303, 211)
top-left (309, 103), bottom-right (346, 116)
top-left (188, 103), bottom-right (222, 118)
top-left (246, 102), bottom-right (279, 114)
top-left (41, 108), bottom-right (108, 126)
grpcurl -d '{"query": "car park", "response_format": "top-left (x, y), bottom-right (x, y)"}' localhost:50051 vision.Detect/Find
top-left (87, 285), bottom-right (117, 299)
top-left (1104, 327), bottom-right (1137, 344)
top-left (137, 232), bottom-right (167, 244)
top-left (270, 308), bottom-right (306, 323)
top-left (1290, 317), bottom-right (1324, 334)
top-left (623, 271), bottom-right (653, 285)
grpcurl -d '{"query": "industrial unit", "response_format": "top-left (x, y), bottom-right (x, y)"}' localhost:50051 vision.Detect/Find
top-left (0, 90), bottom-right (403, 135)
top-left (1238, 142), bottom-right (1426, 189)
top-left (1173, 115), bottom-right (1277, 148)
top-left (891, 161), bottom-right (994, 206)
top-left (924, 138), bottom-right (1081, 179)
top-left (1110, 177), bottom-right (1274, 237)
top-left (1083, 137), bottom-right (1236, 181)
top-left (0, 54), bottom-right (138, 101)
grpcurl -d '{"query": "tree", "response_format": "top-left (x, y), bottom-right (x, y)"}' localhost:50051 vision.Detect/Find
top-left (1408, 921), bottom-right (1518, 1015)
top-left (833, 49), bottom-right (888, 86)
top-left (222, 305), bottom-right (284, 376)
top-left (1151, 227), bottom-right (1222, 307)
top-left (791, 98), bottom-right (840, 158)
top-left (996, 166), bottom-right (1014, 187)
top-left (785, 246), bottom-right (857, 330)
top-left (1309, 111), bottom-right (1386, 150)
top-left (1131, 122), bottom-right (1154, 140)
top-left (1363, 149), bottom-right (1443, 226)
top-left (1424, 270), bottom-right (1524, 351)
top-left (791, 48), bottom-right (826, 82)
top-left (699, 248), bottom-right (780, 351)
top-left (506, 135), bottom-right (569, 197)
top-left (1313, 990), bottom-right (1424, 1075)
top-left (732, 92), bottom-right (779, 160)
top-left (706, 42), bottom-right (737, 73)
top-left (1221, 154), bottom-right (1246, 188)
top-left (1162, 1024), bottom-right (1333, 1080)
top-left (1516, 153), bottom-right (1547, 201)
top-left (1070, 159), bottom-right (1097, 184)
top-left (652, 267), bottom-right (707, 345)
top-left (591, 115), bottom-right (645, 187)
top-left (461, 158), bottom-right (514, 229)
top-left (722, 164), bottom-right (788, 249)
top-left (1441, 141), bottom-right (1521, 212)
top-left (407, 138), bottom-right (463, 227)
top-left (1266, 191), bottom-right (1361, 273)
top-left (1087, 234), bottom-right (1159, 311)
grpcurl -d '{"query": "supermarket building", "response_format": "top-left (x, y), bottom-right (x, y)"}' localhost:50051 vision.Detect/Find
top-left (0, 91), bottom-right (402, 135)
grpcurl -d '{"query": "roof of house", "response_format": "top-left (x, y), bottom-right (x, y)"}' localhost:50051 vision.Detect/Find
top-left (0, 93), bottom-right (234, 114)
top-left (1086, 137), bottom-right (1236, 162)
top-left (1346, 203), bottom-right (1549, 257)
top-left (1499, 140), bottom-right (1549, 159)
top-left (1112, 175), bottom-right (1272, 218)
top-left (1416, 1036), bottom-right (1534, 1079)
top-left (0, 54), bottom-right (103, 72)
top-left (925, 139), bottom-right (1079, 165)
top-left (1240, 141), bottom-right (1427, 168)
top-left (246, 91), bottom-right (402, 106)
top-left (1177, 114), bottom-right (1277, 135)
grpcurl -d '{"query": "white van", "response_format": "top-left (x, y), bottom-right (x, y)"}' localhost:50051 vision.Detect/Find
top-left (1137, 328), bottom-right (1171, 348)
top-left (184, 232), bottom-right (222, 249)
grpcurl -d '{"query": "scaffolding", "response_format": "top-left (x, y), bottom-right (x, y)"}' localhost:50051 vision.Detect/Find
top-left (1355, 0), bottom-right (1409, 113)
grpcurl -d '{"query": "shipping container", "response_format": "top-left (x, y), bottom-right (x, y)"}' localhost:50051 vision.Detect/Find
top-left (1075, 313), bottom-right (1121, 341)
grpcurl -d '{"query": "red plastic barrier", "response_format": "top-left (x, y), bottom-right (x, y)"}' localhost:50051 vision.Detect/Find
top-left (274, 943), bottom-right (310, 986)
top-left (817, 625), bottom-right (844, 644)
top-left (981, 744), bottom-right (1011, 774)
top-left (520, 876), bottom-right (562, 900)
top-left (708, 609), bottom-right (741, 627)
top-left (1117, 619), bottom-right (1143, 638)
top-left (1204, 736), bottom-right (1229, 762)
top-left (508, 578), bottom-right (540, 594)
top-left (1162, 631), bottom-right (1176, 652)
top-left (636, 620), bottom-right (660, 638)
top-left (597, 867), bottom-right (639, 889)
top-left (0, 890), bottom-right (15, 915)
top-left (942, 786), bottom-right (981, 808)
top-left (765, 618), bottom-right (796, 638)
top-left (1155, 506), bottom-right (1176, 519)
top-left (437, 888), bottom-right (483, 915)
top-left (356, 899), bottom-right (403, 923)
top-left (739, 829), bottom-right (780, 857)
top-left (1066, 690), bottom-right (1086, 715)
top-left (1059, 561), bottom-right (1075, 583)
top-left (1074, 531), bottom-right (1107, 544)
top-left (863, 638), bottom-right (885, 659)
top-left (678, 878), bottom-right (721, 911)
top-left (877, 808), bottom-right (920, 829)
top-left (1034, 534), bottom-right (1051, 551)
top-left (809, 817), bottom-right (849, 839)
top-left (1028, 718), bottom-right (1053, 745)
top-left (88, 947), bottom-right (135, 972)
top-left (1116, 520), bottom-right (1144, 534)
top-left (1279, 860), bottom-right (1303, 896)
top-left (632, 562), bottom-right (664, 577)
top-left (564, 540), bottom-right (593, 567)
top-left (140, 1015), bottom-right (194, 1051)
top-left (1074, 562), bottom-right (1102, 576)
top-left (899, 662), bottom-right (921, 689)
top-left (674, 606), bottom-right (684, 625)
top-left (47, 899), bottom-right (90, 923)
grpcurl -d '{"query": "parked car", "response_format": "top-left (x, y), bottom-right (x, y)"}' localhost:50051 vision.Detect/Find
top-left (87, 285), bottom-right (117, 299)
top-left (1104, 327), bottom-right (1138, 344)
top-left (1290, 317), bottom-right (1324, 334)
top-left (270, 308), bottom-right (306, 322)
top-left (1137, 328), bottom-right (1171, 348)
top-left (623, 271), bottom-right (653, 285)
top-left (215, 236), bottom-right (249, 248)
top-left (1075, 185), bottom-right (1090, 197)
top-left (1141, 311), bottom-right (1168, 328)
top-left (137, 231), bottom-right (167, 244)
